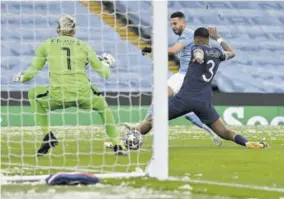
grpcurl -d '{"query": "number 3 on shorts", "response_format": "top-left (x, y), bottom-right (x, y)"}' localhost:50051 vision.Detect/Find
top-left (202, 60), bottom-right (215, 82)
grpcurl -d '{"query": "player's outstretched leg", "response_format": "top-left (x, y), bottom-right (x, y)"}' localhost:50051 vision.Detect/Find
top-left (28, 87), bottom-right (58, 156)
top-left (209, 118), bottom-right (268, 148)
top-left (121, 114), bottom-right (152, 138)
top-left (145, 104), bottom-right (153, 119)
top-left (142, 86), bottom-right (175, 130)
top-left (136, 115), bottom-right (153, 135)
top-left (185, 112), bottom-right (222, 146)
top-left (91, 95), bottom-right (127, 156)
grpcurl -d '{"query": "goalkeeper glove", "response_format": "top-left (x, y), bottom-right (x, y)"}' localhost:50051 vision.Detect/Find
top-left (98, 53), bottom-right (116, 68)
top-left (142, 47), bottom-right (152, 56)
top-left (13, 72), bottom-right (24, 83)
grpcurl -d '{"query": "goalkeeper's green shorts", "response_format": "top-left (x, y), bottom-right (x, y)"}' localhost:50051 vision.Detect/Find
top-left (28, 85), bottom-right (109, 111)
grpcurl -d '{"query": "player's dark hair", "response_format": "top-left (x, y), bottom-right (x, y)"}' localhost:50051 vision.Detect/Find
top-left (194, 27), bottom-right (209, 38)
top-left (170, 12), bottom-right (185, 19)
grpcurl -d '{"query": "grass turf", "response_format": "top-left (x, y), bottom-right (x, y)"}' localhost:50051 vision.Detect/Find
top-left (1, 125), bottom-right (284, 198)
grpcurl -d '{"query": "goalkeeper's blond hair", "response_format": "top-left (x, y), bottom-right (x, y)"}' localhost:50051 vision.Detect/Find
top-left (57, 15), bottom-right (76, 36)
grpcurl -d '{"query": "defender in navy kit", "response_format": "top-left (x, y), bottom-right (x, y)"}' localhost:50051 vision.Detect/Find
top-left (137, 27), bottom-right (268, 149)
top-left (169, 28), bottom-right (227, 122)
top-left (140, 12), bottom-right (222, 146)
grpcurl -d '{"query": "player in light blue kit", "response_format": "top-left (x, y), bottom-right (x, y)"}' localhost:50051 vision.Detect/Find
top-left (139, 12), bottom-right (222, 146)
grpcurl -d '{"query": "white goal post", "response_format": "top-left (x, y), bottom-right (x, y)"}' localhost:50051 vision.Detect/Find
top-left (1, 0), bottom-right (168, 183)
top-left (146, 0), bottom-right (169, 180)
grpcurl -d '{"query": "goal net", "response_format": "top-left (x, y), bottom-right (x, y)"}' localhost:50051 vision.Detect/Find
top-left (1, 0), bottom-right (168, 182)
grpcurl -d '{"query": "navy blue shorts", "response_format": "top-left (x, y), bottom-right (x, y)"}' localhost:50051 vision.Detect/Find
top-left (168, 95), bottom-right (219, 125)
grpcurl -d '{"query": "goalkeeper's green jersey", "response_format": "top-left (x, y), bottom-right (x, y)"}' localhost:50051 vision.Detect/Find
top-left (23, 35), bottom-right (110, 101)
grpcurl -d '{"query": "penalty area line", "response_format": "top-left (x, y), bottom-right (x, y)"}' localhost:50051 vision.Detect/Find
top-left (169, 178), bottom-right (284, 193)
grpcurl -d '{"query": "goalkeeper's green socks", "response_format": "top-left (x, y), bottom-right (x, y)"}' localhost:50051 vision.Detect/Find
top-left (99, 107), bottom-right (121, 145)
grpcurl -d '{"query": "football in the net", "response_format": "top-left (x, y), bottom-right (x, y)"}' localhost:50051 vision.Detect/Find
top-left (122, 129), bottom-right (143, 150)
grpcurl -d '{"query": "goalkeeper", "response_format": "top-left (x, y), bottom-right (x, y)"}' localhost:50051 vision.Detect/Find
top-left (13, 15), bottom-right (127, 156)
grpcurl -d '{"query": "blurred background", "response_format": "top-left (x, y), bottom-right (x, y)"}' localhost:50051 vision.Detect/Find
top-left (1, 1), bottom-right (284, 126)
top-left (2, 1), bottom-right (284, 93)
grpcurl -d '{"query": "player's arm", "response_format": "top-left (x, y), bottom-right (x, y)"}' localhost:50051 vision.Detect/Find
top-left (168, 42), bottom-right (185, 54)
top-left (169, 30), bottom-right (193, 55)
top-left (13, 42), bottom-right (47, 83)
top-left (88, 48), bottom-right (114, 79)
top-left (141, 43), bottom-right (185, 56)
top-left (168, 31), bottom-right (193, 55)
top-left (218, 40), bottom-right (235, 60)
top-left (141, 34), bottom-right (189, 56)
top-left (141, 44), bottom-right (185, 56)
top-left (208, 26), bottom-right (236, 60)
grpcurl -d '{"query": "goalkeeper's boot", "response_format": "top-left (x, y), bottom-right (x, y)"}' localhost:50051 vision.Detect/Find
top-left (246, 141), bottom-right (269, 149)
top-left (104, 124), bottom-right (135, 149)
top-left (114, 144), bottom-right (128, 156)
top-left (37, 132), bottom-right (58, 156)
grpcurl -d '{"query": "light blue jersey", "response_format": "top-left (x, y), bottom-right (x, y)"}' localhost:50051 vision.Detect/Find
top-left (176, 28), bottom-right (194, 74)
top-left (176, 27), bottom-right (222, 74)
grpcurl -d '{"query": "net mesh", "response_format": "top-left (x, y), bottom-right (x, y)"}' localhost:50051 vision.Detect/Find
top-left (2, 0), bottom-right (284, 182)
top-left (1, 0), bottom-right (153, 177)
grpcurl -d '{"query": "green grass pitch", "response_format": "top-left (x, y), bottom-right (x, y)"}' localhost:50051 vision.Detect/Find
top-left (1, 125), bottom-right (284, 198)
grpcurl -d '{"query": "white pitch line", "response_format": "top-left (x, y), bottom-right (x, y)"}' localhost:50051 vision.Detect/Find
top-left (169, 177), bottom-right (284, 193)
top-left (2, 173), bottom-right (284, 193)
